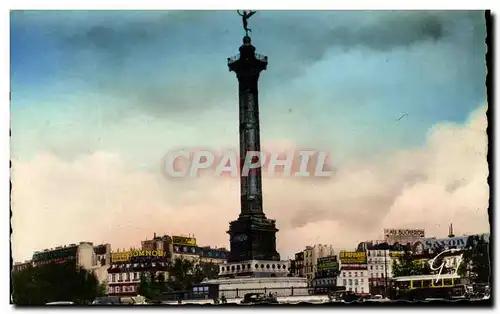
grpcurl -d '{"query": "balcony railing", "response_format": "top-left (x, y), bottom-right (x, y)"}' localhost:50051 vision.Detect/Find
top-left (227, 53), bottom-right (268, 66)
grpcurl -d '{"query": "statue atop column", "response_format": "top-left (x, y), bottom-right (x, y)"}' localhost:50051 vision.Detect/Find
top-left (237, 10), bottom-right (257, 37)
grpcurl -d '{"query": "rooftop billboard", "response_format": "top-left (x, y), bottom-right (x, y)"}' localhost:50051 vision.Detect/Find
top-left (110, 250), bottom-right (167, 263)
top-left (339, 251), bottom-right (367, 264)
top-left (172, 236), bottom-right (197, 246)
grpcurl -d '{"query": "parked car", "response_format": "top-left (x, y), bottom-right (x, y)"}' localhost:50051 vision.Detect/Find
top-left (240, 293), bottom-right (279, 304)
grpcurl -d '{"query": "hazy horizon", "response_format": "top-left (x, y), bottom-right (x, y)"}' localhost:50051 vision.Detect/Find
top-left (11, 10), bottom-right (489, 262)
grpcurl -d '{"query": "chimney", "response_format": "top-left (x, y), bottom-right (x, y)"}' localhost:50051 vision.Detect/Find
top-left (448, 224), bottom-right (455, 238)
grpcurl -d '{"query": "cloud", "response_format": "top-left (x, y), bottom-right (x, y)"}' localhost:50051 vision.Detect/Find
top-left (11, 104), bottom-right (489, 261)
top-left (11, 11), bottom-right (486, 120)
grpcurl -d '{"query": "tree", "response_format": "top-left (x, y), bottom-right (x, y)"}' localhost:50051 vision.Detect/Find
top-left (392, 252), bottom-right (431, 277)
top-left (458, 235), bottom-right (490, 284)
top-left (12, 262), bottom-right (103, 305)
top-left (193, 262), bottom-right (219, 282)
top-left (138, 273), bottom-right (154, 299)
top-left (165, 258), bottom-right (195, 291)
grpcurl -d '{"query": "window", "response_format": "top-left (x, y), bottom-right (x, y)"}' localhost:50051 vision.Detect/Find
top-left (354, 272), bottom-right (358, 277)
top-left (108, 274), bottom-right (113, 282)
top-left (348, 279), bottom-right (352, 285)
top-left (116, 286), bottom-right (121, 293)
top-left (343, 272), bottom-right (346, 277)
top-left (343, 279), bottom-right (347, 286)
top-left (348, 272), bottom-right (352, 277)
top-left (370, 265), bottom-right (373, 270)
top-left (355, 287), bottom-right (358, 293)
top-left (361, 278), bottom-right (364, 283)
top-left (355, 279), bottom-right (359, 286)
top-left (361, 287), bottom-right (364, 293)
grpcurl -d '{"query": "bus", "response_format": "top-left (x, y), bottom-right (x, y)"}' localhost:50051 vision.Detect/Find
top-left (392, 274), bottom-right (464, 300)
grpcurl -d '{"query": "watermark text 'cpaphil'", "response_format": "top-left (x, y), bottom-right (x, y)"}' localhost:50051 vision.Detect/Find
top-left (162, 149), bottom-right (333, 178)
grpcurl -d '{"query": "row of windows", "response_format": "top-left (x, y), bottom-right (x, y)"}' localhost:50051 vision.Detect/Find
top-left (369, 265), bottom-right (390, 270)
top-left (347, 287), bottom-right (365, 293)
top-left (342, 278), bottom-right (365, 286)
top-left (220, 263), bottom-right (286, 272)
top-left (110, 262), bottom-right (167, 269)
top-left (342, 271), bottom-right (367, 277)
top-left (312, 279), bottom-right (336, 286)
top-left (109, 272), bottom-right (141, 282)
top-left (367, 251), bottom-right (388, 257)
top-left (108, 271), bottom-right (166, 282)
top-left (109, 285), bottom-right (136, 294)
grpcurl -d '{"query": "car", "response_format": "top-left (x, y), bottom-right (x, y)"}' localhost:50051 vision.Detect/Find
top-left (240, 293), bottom-right (279, 304)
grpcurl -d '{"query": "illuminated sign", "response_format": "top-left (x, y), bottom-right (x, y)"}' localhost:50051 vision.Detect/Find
top-left (172, 236), bottom-right (197, 246)
top-left (384, 229), bottom-right (425, 238)
top-left (317, 256), bottom-right (339, 270)
top-left (111, 250), bottom-right (166, 263)
top-left (339, 251), bottom-right (367, 264)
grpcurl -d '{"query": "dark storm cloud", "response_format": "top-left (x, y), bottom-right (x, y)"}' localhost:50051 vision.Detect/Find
top-left (11, 11), bottom-right (486, 119)
top-left (256, 11), bottom-right (485, 81)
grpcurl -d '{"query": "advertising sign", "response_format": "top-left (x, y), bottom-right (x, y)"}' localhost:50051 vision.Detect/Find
top-left (389, 251), bottom-right (405, 258)
top-left (111, 251), bottom-right (131, 263)
top-left (341, 264), bottom-right (368, 270)
top-left (317, 256), bottom-right (339, 271)
top-left (339, 251), bottom-right (367, 264)
top-left (111, 250), bottom-right (166, 263)
top-left (172, 236), bottom-right (197, 246)
top-left (423, 236), bottom-right (468, 250)
top-left (384, 229), bottom-right (425, 238)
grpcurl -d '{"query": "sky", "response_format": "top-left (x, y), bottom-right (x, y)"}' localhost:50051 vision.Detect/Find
top-left (10, 10), bottom-right (489, 262)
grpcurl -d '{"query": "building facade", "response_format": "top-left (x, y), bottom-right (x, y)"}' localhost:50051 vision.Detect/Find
top-left (172, 235), bottom-right (200, 263)
top-left (13, 260), bottom-right (32, 272)
top-left (367, 249), bottom-right (394, 295)
top-left (311, 255), bottom-right (340, 294)
top-left (292, 251), bottom-right (304, 277)
top-left (303, 244), bottom-right (335, 282)
top-left (107, 248), bottom-right (169, 296)
top-left (31, 242), bottom-right (108, 270)
top-left (338, 251), bottom-right (369, 295)
top-left (197, 246), bottom-right (229, 264)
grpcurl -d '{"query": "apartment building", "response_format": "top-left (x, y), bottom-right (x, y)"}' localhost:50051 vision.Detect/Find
top-left (303, 244), bottom-right (335, 282)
